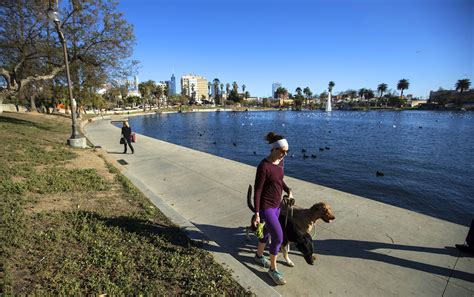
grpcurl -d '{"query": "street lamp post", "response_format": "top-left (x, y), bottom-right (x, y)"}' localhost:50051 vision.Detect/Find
top-left (47, 5), bottom-right (85, 148)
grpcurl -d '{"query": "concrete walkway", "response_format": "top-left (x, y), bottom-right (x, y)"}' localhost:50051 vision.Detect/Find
top-left (84, 117), bottom-right (473, 297)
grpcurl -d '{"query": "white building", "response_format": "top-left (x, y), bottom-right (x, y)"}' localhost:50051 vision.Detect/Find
top-left (181, 74), bottom-right (209, 104)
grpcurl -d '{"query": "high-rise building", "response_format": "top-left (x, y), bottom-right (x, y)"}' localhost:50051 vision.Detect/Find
top-left (133, 76), bottom-right (139, 90)
top-left (128, 76), bottom-right (140, 97)
top-left (181, 74), bottom-right (209, 103)
top-left (272, 82), bottom-right (282, 98)
top-left (169, 73), bottom-right (176, 96)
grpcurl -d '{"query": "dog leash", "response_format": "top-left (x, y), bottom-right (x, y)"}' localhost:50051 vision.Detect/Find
top-left (283, 194), bottom-right (295, 229)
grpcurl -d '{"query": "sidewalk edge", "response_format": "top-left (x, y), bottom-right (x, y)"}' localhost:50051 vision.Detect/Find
top-left (124, 172), bottom-right (281, 297)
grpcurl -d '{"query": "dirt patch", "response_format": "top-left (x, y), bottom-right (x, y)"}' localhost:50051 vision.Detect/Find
top-left (25, 148), bottom-right (141, 216)
top-left (64, 149), bottom-right (116, 183)
top-left (24, 189), bottom-right (139, 215)
top-left (1, 112), bottom-right (250, 296)
top-left (11, 176), bottom-right (27, 183)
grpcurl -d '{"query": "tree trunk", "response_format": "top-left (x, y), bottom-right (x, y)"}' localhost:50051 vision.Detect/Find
top-left (458, 90), bottom-right (464, 107)
top-left (29, 93), bottom-right (37, 112)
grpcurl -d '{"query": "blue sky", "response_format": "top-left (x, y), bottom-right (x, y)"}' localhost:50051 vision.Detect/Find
top-left (118, 0), bottom-right (473, 98)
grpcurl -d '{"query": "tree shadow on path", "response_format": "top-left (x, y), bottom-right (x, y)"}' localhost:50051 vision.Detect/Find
top-left (193, 223), bottom-right (474, 283)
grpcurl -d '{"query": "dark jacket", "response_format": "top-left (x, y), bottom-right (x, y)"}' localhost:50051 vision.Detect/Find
top-left (121, 126), bottom-right (132, 141)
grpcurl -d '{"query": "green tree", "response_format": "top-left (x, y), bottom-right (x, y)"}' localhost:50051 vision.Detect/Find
top-left (232, 82), bottom-right (238, 93)
top-left (388, 96), bottom-right (405, 107)
top-left (377, 83), bottom-right (388, 98)
top-left (168, 94), bottom-right (186, 106)
top-left (0, 0), bottom-right (136, 111)
top-left (226, 83), bottom-right (230, 96)
top-left (295, 87), bottom-right (302, 96)
top-left (154, 85), bottom-right (164, 108)
top-left (120, 82), bottom-right (129, 101)
top-left (190, 83), bottom-right (196, 104)
top-left (228, 89), bottom-right (240, 102)
top-left (242, 84), bottom-right (246, 93)
top-left (212, 78), bottom-right (220, 104)
top-left (139, 80), bottom-right (156, 111)
top-left (162, 84), bottom-right (169, 106)
top-left (303, 87), bottom-right (312, 105)
top-left (455, 79), bottom-right (471, 106)
top-left (294, 87), bottom-right (304, 105)
top-left (275, 87), bottom-right (288, 100)
top-left (397, 79), bottom-right (409, 99)
top-left (127, 95), bottom-right (141, 106)
top-left (328, 81), bottom-right (335, 93)
top-left (220, 83), bottom-right (225, 107)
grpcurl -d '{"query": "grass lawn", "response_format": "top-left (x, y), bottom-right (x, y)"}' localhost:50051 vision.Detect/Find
top-left (0, 112), bottom-right (251, 295)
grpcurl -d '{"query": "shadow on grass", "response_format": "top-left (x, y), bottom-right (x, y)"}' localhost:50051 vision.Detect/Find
top-left (0, 115), bottom-right (54, 131)
top-left (193, 223), bottom-right (474, 284)
top-left (97, 214), bottom-right (192, 248)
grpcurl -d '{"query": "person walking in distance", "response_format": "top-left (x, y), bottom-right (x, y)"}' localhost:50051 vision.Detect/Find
top-left (253, 132), bottom-right (293, 285)
top-left (121, 121), bottom-right (134, 154)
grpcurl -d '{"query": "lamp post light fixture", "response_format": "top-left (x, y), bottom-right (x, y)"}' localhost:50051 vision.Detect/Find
top-left (47, 5), bottom-right (85, 148)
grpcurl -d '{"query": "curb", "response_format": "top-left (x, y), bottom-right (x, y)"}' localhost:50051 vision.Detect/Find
top-left (123, 172), bottom-right (281, 297)
top-left (83, 118), bottom-right (280, 296)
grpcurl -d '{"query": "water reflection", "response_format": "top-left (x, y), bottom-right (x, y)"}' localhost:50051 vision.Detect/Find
top-left (124, 110), bottom-right (474, 226)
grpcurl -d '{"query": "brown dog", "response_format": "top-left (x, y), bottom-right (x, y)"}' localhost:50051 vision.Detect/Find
top-left (281, 202), bottom-right (335, 234)
top-left (246, 185), bottom-right (335, 267)
top-left (280, 201), bottom-right (335, 266)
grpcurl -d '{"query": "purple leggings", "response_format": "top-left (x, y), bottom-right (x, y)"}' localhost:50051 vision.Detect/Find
top-left (258, 207), bottom-right (283, 256)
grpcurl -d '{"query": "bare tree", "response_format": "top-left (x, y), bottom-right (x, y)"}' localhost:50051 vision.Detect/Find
top-left (0, 0), bottom-right (137, 111)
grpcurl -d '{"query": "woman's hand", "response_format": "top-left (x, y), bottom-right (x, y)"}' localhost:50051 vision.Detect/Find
top-left (288, 190), bottom-right (294, 199)
top-left (253, 213), bottom-right (260, 228)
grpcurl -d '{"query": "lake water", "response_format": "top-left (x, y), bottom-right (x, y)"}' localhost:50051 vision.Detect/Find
top-left (126, 110), bottom-right (474, 226)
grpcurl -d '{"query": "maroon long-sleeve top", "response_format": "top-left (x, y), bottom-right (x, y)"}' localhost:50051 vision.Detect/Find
top-left (253, 158), bottom-right (290, 213)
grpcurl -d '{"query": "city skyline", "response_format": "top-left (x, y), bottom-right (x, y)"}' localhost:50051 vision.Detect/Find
top-left (118, 0), bottom-right (473, 98)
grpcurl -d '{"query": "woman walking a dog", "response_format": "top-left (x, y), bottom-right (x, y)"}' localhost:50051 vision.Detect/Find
top-left (253, 132), bottom-right (293, 285)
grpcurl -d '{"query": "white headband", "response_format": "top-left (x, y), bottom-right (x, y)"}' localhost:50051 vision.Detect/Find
top-left (271, 139), bottom-right (289, 149)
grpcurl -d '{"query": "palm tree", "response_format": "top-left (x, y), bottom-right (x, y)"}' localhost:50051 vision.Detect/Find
top-left (377, 83), bottom-right (388, 107)
top-left (377, 83), bottom-right (388, 98)
top-left (303, 87), bottom-right (312, 106)
top-left (295, 87), bottom-right (302, 96)
top-left (208, 82), bottom-right (211, 97)
top-left (213, 78), bottom-right (220, 104)
top-left (276, 87), bottom-right (285, 98)
top-left (397, 79), bottom-right (409, 99)
top-left (191, 83), bottom-right (196, 102)
top-left (220, 83), bottom-right (224, 106)
top-left (242, 84), bottom-right (246, 93)
top-left (358, 88), bottom-right (368, 106)
top-left (138, 80), bottom-right (156, 111)
top-left (326, 81), bottom-right (335, 111)
top-left (455, 79), bottom-right (471, 106)
top-left (232, 81), bottom-right (238, 93)
top-left (225, 83), bottom-right (230, 96)
top-left (328, 81), bottom-right (335, 94)
top-left (162, 84), bottom-right (169, 107)
top-left (138, 82), bottom-right (146, 98)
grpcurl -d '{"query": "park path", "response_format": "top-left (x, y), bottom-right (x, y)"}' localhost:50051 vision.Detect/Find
top-left (85, 117), bottom-right (473, 296)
